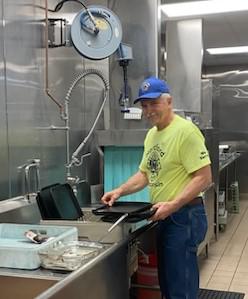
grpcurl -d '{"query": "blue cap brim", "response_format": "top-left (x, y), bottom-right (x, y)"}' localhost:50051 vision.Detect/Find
top-left (134, 92), bottom-right (162, 104)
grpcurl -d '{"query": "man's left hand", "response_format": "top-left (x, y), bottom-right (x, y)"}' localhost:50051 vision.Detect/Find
top-left (150, 201), bottom-right (178, 221)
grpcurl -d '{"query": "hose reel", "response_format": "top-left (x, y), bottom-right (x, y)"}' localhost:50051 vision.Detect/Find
top-left (70, 5), bottom-right (122, 60)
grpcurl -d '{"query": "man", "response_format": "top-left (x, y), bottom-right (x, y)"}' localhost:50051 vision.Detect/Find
top-left (101, 76), bottom-right (212, 299)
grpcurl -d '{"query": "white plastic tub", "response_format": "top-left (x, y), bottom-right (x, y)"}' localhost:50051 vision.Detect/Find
top-left (0, 223), bottom-right (78, 269)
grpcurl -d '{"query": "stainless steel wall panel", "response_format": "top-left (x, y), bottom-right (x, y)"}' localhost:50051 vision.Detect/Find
top-left (204, 66), bottom-right (248, 134)
top-left (0, 0), bottom-right (9, 199)
top-left (0, 0), bottom-right (109, 200)
top-left (0, 0), bottom-right (161, 200)
top-left (4, 0), bottom-right (50, 196)
top-left (201, 79), bottom-right (213, 128)
top-left (43, 1), bottom-right (108, 189)
top-left (166, 19), bottom-right (203, 112)
top-left (108, 0), bottom-right (160, 130)
top-left (204, 65), bottom-right (248, 193)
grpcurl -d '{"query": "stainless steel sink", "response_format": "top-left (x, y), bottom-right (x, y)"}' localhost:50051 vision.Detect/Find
top-left (0, 266), bottom-right (65, 299)
top-left (0, 275), bottom-right (57, 299)
top-left (0, 199), bottom-right (133, 299)
top-left (0, 196), bottom-right (31, 213)
top-left (40, 219), bottom-right (133, 243)
top-left (0, 195), bottom-right (41, 224)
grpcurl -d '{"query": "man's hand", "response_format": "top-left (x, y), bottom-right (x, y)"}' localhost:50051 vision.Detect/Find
top-left (101, 188), bottom-right (122, 206)
top-left (150, 201), bottom-right (178, 221)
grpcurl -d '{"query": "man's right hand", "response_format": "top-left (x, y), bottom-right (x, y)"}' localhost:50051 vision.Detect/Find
top-left (101, 188), bottom-right (122, 206)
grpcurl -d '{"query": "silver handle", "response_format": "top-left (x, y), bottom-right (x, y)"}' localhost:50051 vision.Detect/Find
top-left (107, 213), bottom-right (129, 232)
top-left (97, 213), bottom-right (129, 243)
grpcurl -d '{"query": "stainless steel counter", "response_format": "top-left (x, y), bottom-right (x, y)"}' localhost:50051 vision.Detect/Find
top-left (0, 224), bottom-right (131, 299)
top-left (0, 241), bottom-right (129, 299)
top-left (0, 198), bottom-right (150, 299)
top-left (36, 241), bottom-right (129, 299)
top-left (0, 267), bottom-right (65, 281)
top-left (0, 194), bottom-right (41, 224)
top-left (0, 195), bottom-right (35, 213)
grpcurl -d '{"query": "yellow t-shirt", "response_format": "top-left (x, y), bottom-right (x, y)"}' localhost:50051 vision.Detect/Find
top-left (139, 115), bottom-right (211, 203)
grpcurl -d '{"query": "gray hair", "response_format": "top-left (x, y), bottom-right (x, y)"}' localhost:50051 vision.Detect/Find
top-left (161, 93), bottom-right (171, 100)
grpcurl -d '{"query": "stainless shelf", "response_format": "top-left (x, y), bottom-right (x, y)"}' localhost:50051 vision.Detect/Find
top-left (219, 152), bottom-right (241, 172)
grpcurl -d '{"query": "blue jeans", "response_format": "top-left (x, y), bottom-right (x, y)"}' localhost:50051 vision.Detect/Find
top-left (156, 202), bottom-right (207, 299)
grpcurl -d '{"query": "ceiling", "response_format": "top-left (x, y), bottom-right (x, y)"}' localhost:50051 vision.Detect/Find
top-left (162, 1), bottom-right (248, 66)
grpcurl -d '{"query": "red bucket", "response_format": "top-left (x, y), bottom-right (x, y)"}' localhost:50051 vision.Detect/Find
top-left (136, 253), bottom-right (161, 299)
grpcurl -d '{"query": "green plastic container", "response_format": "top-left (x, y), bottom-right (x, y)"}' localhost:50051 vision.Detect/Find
top-left (0, 223), bottom-right (78, 269)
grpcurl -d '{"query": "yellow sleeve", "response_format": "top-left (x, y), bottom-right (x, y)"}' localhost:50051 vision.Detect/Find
top-left (179, 130), bottom-right (211, 174)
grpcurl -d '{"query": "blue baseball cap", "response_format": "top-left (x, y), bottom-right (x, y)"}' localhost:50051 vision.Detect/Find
top-left (134, 76), bottom-right (170, 104)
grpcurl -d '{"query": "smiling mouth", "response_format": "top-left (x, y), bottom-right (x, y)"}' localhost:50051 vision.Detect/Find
top-left (147, 113), bottom-right (156, 118)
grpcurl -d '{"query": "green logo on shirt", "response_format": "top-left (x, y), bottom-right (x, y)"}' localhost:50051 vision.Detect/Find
top-left (146, 144), bottom-right (165, 186)
top-left (200, 151), bottom-right (208, 160)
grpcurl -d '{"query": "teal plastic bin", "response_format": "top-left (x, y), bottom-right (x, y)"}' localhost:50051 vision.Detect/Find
top-left (0, 223), bottom-right (78, 269)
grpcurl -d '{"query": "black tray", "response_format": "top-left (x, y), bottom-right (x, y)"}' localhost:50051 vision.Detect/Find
top-left (36, 183), bottom-right (83, 220)
top-left (51, 183), bottom-right (83, 220)
top-left (92, 201), bottom-right (155, 223)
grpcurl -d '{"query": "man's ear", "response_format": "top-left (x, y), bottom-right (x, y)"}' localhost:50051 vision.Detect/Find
top-left (167, 96), bottom-right (172, 105)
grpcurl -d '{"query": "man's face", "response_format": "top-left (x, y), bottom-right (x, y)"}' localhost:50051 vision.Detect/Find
top-left (140, 96), bottom-right (172, 129)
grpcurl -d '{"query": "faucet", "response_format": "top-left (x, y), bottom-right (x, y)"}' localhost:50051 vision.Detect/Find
top-left (66, 175), bottom-right (86, 198)
top-left (18, 159), bottom-right (40, 201)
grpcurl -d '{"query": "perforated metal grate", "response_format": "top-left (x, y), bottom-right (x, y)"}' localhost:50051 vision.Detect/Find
top-left (199, 289), bottom-right (245, 299)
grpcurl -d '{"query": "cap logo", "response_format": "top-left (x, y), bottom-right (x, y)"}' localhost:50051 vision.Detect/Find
top-left (141, 82), bottom-right (150, 91)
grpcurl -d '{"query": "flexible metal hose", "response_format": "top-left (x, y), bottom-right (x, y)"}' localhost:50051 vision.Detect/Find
top-left (65, 69), bottom-right (110, 172)
top-left (65, 69), bottom-right (109, 101)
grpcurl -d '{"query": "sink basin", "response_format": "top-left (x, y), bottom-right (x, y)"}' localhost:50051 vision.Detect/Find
top-left (0, 196), bottom-right (30, 213)
top-left (0, 195), bottom-right (41, 224)
top-left (0, 275), bottom-right (57, 299)
top-left (40, 220), bottom-right (133, 243)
